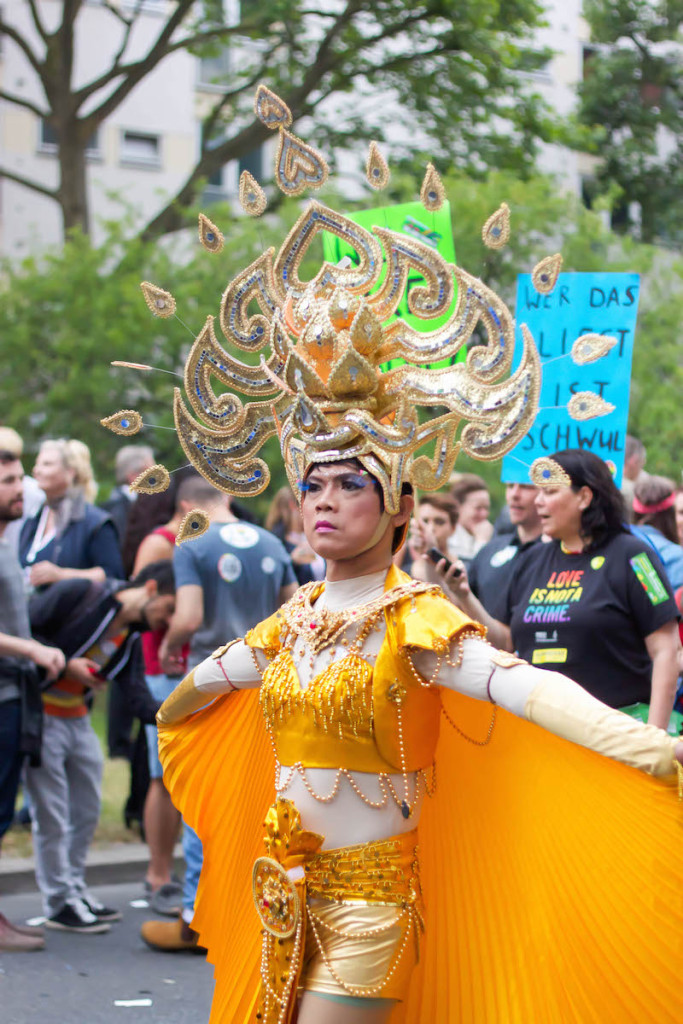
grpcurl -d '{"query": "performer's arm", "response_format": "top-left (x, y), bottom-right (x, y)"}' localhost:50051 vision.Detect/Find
top-left (156, 640), bottom-right (266, 725)
top-left (415, 638), bottom-right (682, 777)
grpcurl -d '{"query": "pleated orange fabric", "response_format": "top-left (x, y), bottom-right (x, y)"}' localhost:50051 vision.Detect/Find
top-left (159, 686), bottom-right (683, 1024)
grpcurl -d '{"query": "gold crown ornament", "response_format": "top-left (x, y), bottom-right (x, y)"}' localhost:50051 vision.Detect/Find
top-left (104, 84), bottom-right (617, 523)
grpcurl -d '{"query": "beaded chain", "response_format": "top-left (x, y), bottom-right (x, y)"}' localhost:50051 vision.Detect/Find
top-left (275, 759), bottom-right (437, 811)
top-left (257, 918), bottom-right (303, 1024)
top-left (442, 703), bottom-right (497, 747)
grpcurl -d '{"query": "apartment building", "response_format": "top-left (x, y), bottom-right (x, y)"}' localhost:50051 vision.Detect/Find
top-left (0, 0), bottom-right (595, 257)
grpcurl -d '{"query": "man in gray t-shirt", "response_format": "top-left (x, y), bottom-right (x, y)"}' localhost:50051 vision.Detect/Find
top-left (170, 517), bottom-right (296, 669)
top-left (142, 476), bottom-right (297, 954)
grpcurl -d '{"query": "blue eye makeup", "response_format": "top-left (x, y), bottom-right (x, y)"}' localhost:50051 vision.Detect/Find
top-left (341, 473), bottom-right (370, 489)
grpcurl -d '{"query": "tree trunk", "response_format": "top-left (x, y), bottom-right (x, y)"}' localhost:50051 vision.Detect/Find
top-left (58, 132), bottom-right (90, 237)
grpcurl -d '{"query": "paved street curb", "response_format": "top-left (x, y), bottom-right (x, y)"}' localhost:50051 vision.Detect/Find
top-left (0, 842), bottom-right (184, 895)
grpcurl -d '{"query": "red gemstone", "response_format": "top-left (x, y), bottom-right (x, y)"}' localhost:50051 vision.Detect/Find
top-left (310, 623), bottom-right (316, 629)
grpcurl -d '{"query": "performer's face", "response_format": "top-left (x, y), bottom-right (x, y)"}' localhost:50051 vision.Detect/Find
top-left (300, 462), bottom-right (411, 578)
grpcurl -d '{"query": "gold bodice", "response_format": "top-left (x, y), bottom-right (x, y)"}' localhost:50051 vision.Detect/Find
top-left (246, 566), bottom-right (484, 773)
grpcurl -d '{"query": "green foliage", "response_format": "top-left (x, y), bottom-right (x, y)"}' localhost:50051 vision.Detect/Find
top-left (1, 173), bottom-right (681, 523)
top-left (577, 0), bottom-right (683, 245)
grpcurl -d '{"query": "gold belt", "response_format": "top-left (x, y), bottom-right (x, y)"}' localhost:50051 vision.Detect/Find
top-left (252, 799), bottom-right (421, 1023)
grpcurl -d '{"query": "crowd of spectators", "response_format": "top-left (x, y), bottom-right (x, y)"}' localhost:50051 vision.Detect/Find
top-left (1, 427), bottom-right (682, 957)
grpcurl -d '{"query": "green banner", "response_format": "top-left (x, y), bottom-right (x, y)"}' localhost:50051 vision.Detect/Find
top-left (321, 200), bottom-right (463, 369)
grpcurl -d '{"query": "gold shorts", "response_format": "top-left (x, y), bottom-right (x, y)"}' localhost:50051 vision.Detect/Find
top-left (253, 801), bottom-right (423, 1022)
top-left (302, 896), bottom-right (420, 1001)
top-left (301, 831), bottom-right (423, 1002)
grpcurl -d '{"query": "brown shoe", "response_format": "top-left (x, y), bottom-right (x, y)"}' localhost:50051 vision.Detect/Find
top-left (0, 914), bottom-right (44, 938)
top-left (140, 915), bottom-right (206, 954)
top-left (0, 914), bottom-right (45, 952)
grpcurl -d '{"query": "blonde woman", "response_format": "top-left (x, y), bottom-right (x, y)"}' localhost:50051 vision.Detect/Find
top-left (20, 439), bottom-right (123, 586)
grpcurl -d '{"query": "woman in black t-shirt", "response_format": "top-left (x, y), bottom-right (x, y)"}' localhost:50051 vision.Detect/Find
top-left (437, 449), bottom-right (679, 730)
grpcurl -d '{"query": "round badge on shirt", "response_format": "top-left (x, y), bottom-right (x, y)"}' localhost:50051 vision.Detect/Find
top-left (217, 552), bottom-right (242, 583)
top-left (490, 545), bottom-right (517, 568)
top-left (261, 556), bottom-right (276, 574)
top-left (220, 523), bottom-right (260, 549)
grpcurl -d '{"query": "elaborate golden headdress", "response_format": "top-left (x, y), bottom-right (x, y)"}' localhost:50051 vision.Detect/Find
top-left (104, 84), bottom-right (614, 525)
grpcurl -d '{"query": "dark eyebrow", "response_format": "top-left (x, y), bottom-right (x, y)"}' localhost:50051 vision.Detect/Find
top-left (306, 469), bottom-right (366, 484)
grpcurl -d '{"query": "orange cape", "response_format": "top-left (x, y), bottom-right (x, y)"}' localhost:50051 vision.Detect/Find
top-left (159, 687), bottom-right (682, 1024)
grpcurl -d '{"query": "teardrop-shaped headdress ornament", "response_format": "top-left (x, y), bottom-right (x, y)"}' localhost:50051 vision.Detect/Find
top-left (116, 85), bottom-right (617, 511)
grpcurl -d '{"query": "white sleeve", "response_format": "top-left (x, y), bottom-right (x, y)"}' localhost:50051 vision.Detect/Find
top-left (413, 638), bottom-right (677, 777)
top-left (412, 637), bottom-right (536, 716)
top-left (192, 640), bottom-right (266, 694)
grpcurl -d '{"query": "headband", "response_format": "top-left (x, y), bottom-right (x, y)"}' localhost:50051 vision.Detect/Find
top-left (633, 493), bottom-right (676, 515)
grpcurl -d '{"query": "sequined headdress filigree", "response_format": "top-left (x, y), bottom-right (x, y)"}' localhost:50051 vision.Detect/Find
top-left (104, 84), bottom-right (614, 521)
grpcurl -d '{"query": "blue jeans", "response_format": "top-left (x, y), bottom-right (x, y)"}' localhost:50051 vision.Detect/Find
top-left (0, 699), bottom-right (23, 840)
top-left (144, 674), bottom-right (178, 779)
top-left (182, 823), bottom-right (202, 917)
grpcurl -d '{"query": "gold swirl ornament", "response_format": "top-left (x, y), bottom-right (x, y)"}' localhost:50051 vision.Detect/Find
top-left (567, 391), bottom-right (615, 421)
top-left (198, 213), bottom-right (224, 254)
top-left (420, 163), bottom-right (446, 212)
top-left (176, 509), bottom-right (210, 545)
top-left (140, 281), bottom-right (176, 318)
top-left (366, 141), bottom-right (390, 190)
top-left (530, 457), bottom-right (572, 489)
top-left (531, 254), bottom-right (562, 294)
top-left (252, 857), bottom-right (300, 938)
top-left (275, 129), bottom-right (329, 197)
top-left (130, 464), bottom-right (171, 494)
top-left (571, 333), bottom-right (618, 365)
top-left (254, 83), bottom-right (292, 129)
top-left (239, 170), bottom-right (267, 216)
top-left (100, 410), bottom-right (143, 436)
top-left (482, 202), bottom-right (510, 249)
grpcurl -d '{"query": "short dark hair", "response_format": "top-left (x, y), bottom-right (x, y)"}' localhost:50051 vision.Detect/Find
top-left (0, 449), bottom-right (20, 466)
top-left (450, 473), bottom-right (489, 507)
top-left (552, 449), bottom-right (626, 548)
top-left (127, 560), bottom-right (175, 595)
top-left (418, 493), bottom-right (458, 526)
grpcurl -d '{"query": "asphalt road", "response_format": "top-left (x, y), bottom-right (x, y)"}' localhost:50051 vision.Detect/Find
top-left (0, 882), bottom-right (215, 1023)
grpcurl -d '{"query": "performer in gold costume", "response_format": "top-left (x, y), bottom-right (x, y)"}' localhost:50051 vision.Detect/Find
top-left (106, 86), bottom-right (683, 1024)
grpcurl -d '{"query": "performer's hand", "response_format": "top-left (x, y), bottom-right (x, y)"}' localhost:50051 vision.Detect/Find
top-left (29, 560), bottom-right (64, 586)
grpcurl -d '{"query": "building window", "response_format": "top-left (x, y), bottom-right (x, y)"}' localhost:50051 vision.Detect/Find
top-left (38, 119), bottom-right (100, 157)
top-left (120, 130), bottom-right (161, 168)
top-left (238, 146), bottom-right (263, 181)
top-left (201, 125), bottom-right (227, 198)
top-left (582, 45), bottom-right (598, 82)
top-left (198, 45), bottom-right (231, 89)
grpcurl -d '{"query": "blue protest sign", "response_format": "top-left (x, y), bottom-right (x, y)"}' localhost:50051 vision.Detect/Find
top-left (501, 272), bottom-right (640, 487)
